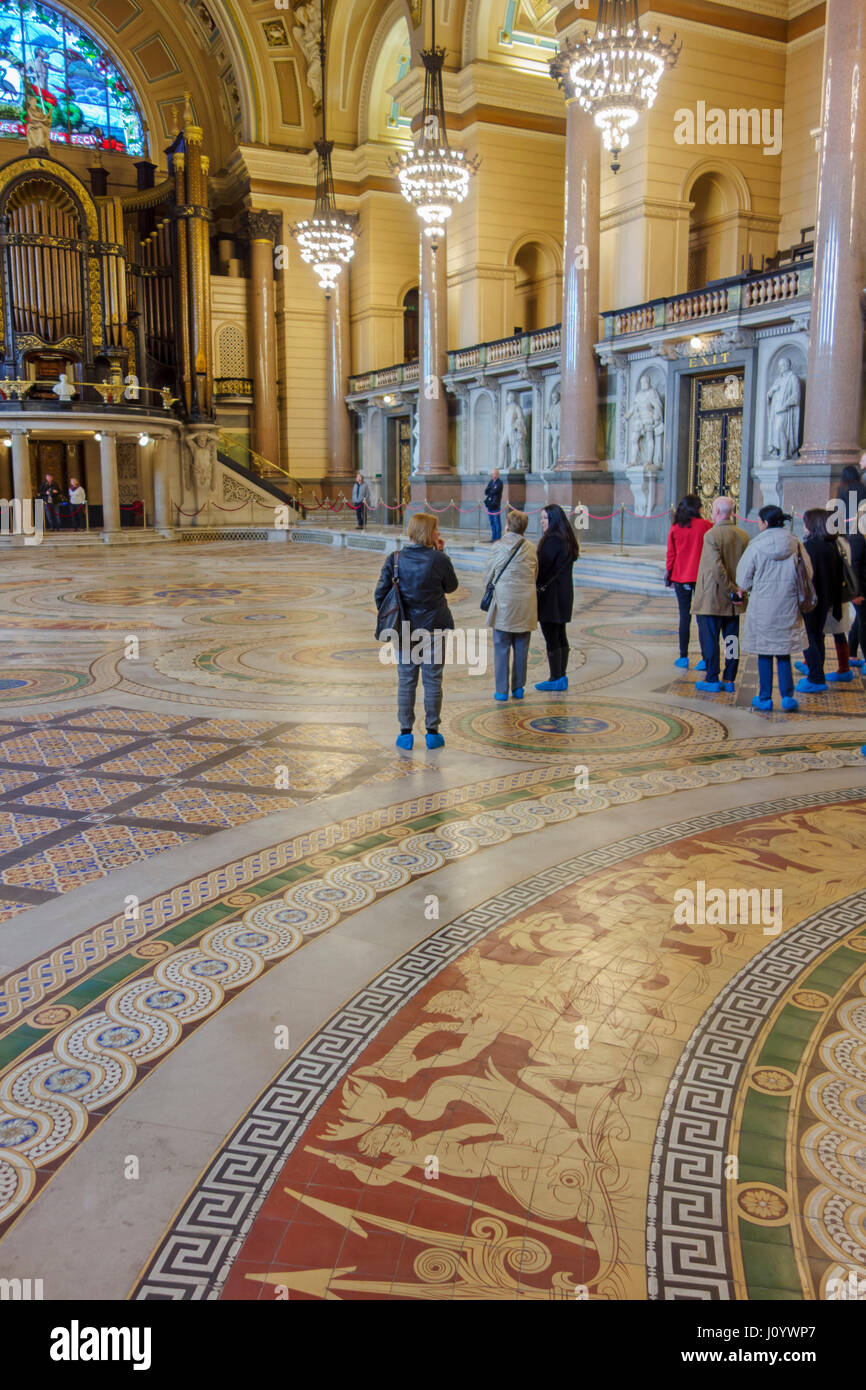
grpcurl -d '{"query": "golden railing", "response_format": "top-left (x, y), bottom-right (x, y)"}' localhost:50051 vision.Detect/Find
top-left (217, 430), bottom-right (302, 502)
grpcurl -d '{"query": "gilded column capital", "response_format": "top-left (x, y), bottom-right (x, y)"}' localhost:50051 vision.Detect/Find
top-left (245, 209), bottom-right (282, 243)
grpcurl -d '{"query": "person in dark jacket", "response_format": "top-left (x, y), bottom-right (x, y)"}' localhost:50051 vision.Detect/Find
top-left (38, 473), bottom-right (62, 531)
top-left (835, 465), bottom-right (866, 529)
top-left (483, 469), bottom-right (504, 541)
top-left (797, 508), bottom-right (844, 693)
top-left (534, 502), bottom-right (579, 691)
top-left (352, 472), bottom-right (370, 529)
top-left (374, 510), bottom-right (458, 750)
top-left (846, 499), bottom-right (866, 666)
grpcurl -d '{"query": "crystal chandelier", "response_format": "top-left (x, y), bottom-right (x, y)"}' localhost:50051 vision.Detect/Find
top-left (390, 0), bottom-right (478, 245)
top-left (551, 0), bottom-right (680, 173)
top-left (291, 0), bottom-right (357, 292)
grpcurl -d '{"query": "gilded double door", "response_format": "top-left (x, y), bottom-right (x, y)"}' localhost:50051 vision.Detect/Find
top-left (690, 372), bottom-right (744, 505)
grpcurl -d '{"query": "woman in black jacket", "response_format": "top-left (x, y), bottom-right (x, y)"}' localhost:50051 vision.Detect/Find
top-left (534, 503), bottom-right (579, 691)
top-left (374, 511), bottom-right (458, 751)
top-left (798, 508), bottom-right (844, 693)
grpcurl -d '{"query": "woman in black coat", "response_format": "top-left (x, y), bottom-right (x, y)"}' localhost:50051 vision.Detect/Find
top-left (534, 503), bottom-right (579, 691)
top-left (798, 508), bottom-right (844, 692)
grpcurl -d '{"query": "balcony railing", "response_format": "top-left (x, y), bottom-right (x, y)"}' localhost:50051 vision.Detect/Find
top-left (348, 360), bottom-right (419, 394)
top-left (602, 261), bottom-right (812, 338)
top-left (214, 377), bottom-right (253, 398)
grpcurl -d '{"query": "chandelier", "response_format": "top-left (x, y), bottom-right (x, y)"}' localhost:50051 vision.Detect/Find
top-left (291, 0), bottom-right (357, 291)
top-left (390, 0), bottom-right (478, 245)
top-left (551, 0), bottom-right (680, 173)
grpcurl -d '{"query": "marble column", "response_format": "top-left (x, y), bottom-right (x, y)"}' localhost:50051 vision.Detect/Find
top-left (558, 99), bottom-right (600, 471)
top-left (152, 436), bottom-right (171, 529)
top-left (327, 272), bottom-right (353, 478)
top-left (99, 432), bottom-right (121, 533)
top-left (800, 0), bottom-right (866, 472)
top-left (10, 428), bottom-right (30, 500)
top-left (246, 211), bottom-right (282, 469)
top-left (417, 233), bottom-right (450, 474)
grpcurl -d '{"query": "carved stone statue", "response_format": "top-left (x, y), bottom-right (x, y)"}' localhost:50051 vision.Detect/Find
top-left (186, 431), bottom-right (217, 494)
top-left (624, 373), bottom-right (665, 468)
top-left (293, 2), bottom-right (323, 108)
top-left (766, 356), bottom-right (801, 459)
top-left (25, 92), bottom-right (53, 152)
top-left (545, 387), bottom-right (561, 468)
top-left (52, 372), bottom-right (74, 403)
top-left (501, 397), bottom-right (528, 471)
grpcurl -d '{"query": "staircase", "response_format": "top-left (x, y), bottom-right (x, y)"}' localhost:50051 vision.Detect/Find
top-left (217, 432), bottom-right (306, 516)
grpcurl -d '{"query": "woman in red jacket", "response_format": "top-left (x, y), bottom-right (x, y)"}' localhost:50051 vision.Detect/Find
top-left (666, 493), bottom-right (713, 668)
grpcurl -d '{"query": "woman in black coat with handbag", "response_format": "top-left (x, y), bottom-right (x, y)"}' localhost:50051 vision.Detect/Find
top-left (535, 503), bottom-right (579, 691)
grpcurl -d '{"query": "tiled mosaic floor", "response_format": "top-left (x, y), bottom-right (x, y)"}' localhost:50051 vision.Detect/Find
top-left (0, 538), bottom-right (864, 1301)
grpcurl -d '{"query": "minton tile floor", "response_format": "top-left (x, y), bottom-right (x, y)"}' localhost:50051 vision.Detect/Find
top-left (0, 537), bottom-right (864, 1302)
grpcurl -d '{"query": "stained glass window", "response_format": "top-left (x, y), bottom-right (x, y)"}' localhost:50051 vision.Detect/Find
top-left (0, 0), bottom-right (146, 156)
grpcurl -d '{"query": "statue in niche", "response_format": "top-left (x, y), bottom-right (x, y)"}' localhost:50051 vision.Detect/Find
top-left (624, 373), bottom-right (665, 468)
top-left (545, 387), bottom-right (561, 468)
top-left (766, 356), bottom-right (801, 459)
top-left (293, 2), bottom-right (323, 109)
top-left (185, 431), bottom-right (217, 494)
top-left (501, 396), bottom-right (528, 471)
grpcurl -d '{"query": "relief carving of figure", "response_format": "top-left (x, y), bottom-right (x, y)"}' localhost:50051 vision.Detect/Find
top-left (545, 386), bottom-right (561, 469)
top-left (766, 356), bottom-right (801, 459)
top-left (623, 373), bottom-right (665, 468)
top-left (293, 2), bottom-right (323, 108)
top-left (501, 397), bottom-right (528, 471)
top-left (186, 431), bottom-right (217, 494)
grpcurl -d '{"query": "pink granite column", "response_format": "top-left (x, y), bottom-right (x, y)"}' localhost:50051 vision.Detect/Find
top-left (327, 271), bottom-right (353, 478)
top-left (417, 232), bottom-right (450, 474)
top-left (800, 0), bottom-right (866, 471)
top-left (558, 98), bottom-right (600, 471)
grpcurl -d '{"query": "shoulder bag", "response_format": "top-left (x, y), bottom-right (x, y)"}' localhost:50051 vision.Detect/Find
top-left (375, 551), bottom-right (407, 639)
top-left (480, 539), bottom-right (524, 612)
top-left (794, 544), bottom-right (818, 615)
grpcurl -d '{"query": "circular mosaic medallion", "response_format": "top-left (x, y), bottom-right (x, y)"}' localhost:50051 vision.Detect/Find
top-left (223, 892), bottom-right (259, 909)
top-left (30, 1004), bottom-right (77, 1028)
top-left (133, 942), bottom-right (172, 959)
top-left (751, 1067), bottom-right (795, 1095)
top-left (792, 990), bottom-right (830, 1011)
top-left (736, 1184), bottom-right (790, 1224)
top-left (44, 1066), bottom-right (92, 1094)
top-left (446, 697), bottom-right (725, 762)
top-left (0, 669), bottom-right (91, 703)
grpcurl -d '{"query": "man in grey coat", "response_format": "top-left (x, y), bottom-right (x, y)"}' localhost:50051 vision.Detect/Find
top-left (352, 471), bottom-right (370, 529)
top-left (693, 496), bottom-right (750, 693)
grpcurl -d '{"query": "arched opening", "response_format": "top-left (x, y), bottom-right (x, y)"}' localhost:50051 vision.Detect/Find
top-left (402, 285), bottom-right (418, 362)
top-left (511, 239), bottom-right (559, 333)
top-left (686, 169), bottom-right (744, 289)
top-left (366, 13), bottom-right (412, 143)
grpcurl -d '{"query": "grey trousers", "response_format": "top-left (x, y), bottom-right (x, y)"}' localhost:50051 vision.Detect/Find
top-left (397, 657), bottom-right (444, 731)
top-left (493, 629), bottom-right (531, 692)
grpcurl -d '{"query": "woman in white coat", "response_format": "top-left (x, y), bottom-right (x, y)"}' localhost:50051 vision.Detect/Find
top-left (735, 505), bottom-right (813, 713)
top-left (483, 509), bottom-right (538, 700)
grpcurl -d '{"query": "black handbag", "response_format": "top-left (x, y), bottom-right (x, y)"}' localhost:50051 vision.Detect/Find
top-left (481, 539), bottom-right (524, 611)
top-left (375, 552), bottom-right (407, 639)
top-left (836, 536), bottom-right (861, 601)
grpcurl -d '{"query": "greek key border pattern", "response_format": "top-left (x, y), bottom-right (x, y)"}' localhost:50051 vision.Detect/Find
top-left (133, 785), bottom-right (866, 1300)
top-left (647, 879), bottom-right (866, 1301)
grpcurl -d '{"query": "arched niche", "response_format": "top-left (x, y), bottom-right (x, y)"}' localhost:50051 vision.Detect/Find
top-left (507, 232), bottom-right (562, 334)
top-left (359, 8), bottom-right (412, 144)
top-left (680, 162), bottom-right (753, 290)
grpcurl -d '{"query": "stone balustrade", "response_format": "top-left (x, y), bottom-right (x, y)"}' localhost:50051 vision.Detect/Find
top-left (602, 261), bottom-right (812, 339)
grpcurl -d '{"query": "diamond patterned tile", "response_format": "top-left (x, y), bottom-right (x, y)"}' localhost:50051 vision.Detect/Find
top-left (0, 809), bottom-right (69, 852)
top-left (122, 786), bottom-right (295, 826)
top-left (188, 718), bottom-right (282, 740)
top-left (0, 729), bottom-right (136, 768)
top-left (0, 768), bottom-right (42, 795)
top-left (64, 709), bottom-right (186, 733)
top-left (273, 724), bottom-right (381, 751)
top-left (2, 823), bottom-right (200, 893)
top-left (0, 899), bottom-right (31, 924)
top-left (98, 738), bottom-right (229, 776)
top-left (16, 777), bottom-right (145, 812)
top-left (195, 746), bottom-right (366, 791)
